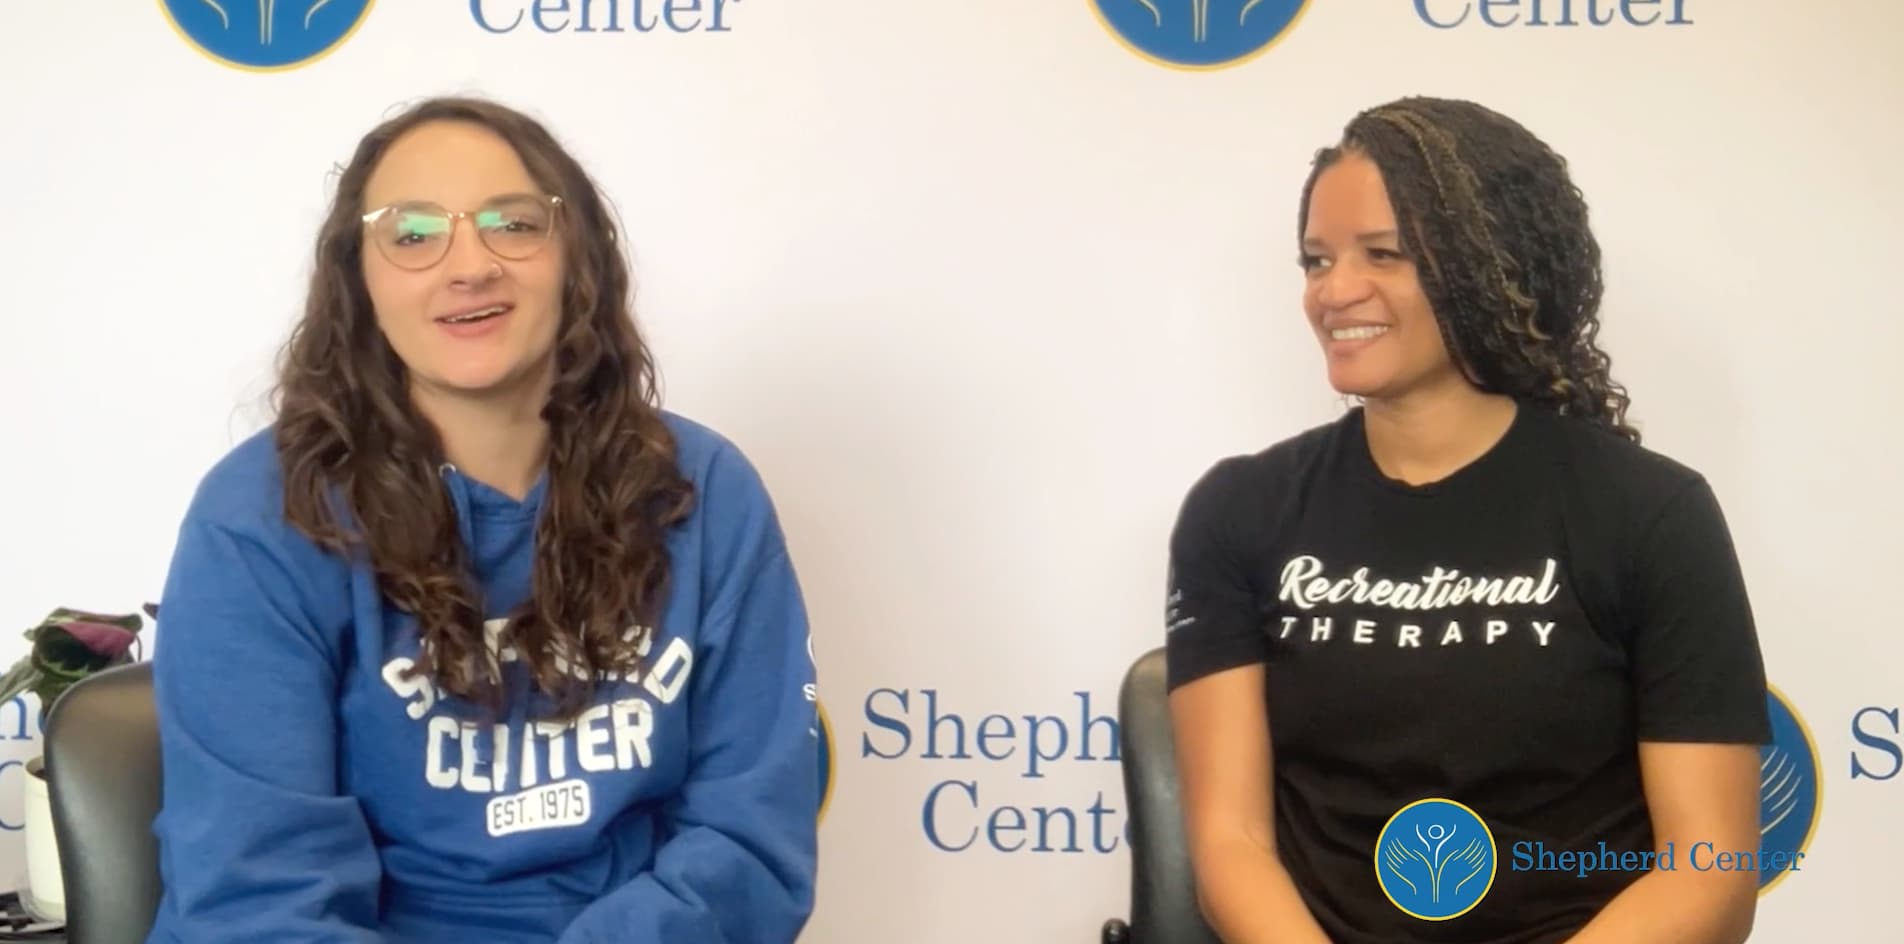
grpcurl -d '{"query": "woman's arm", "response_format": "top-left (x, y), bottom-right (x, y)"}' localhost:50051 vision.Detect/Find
top-left (1570, 475), bottom-right (1772, 943)
top-left (148, 487), bottom-right (384, 942)
top-left (1163, 456), bottom-right (1330, 943)
top-left (555, 441), bottom-right (818, 944)
top-left (1564, 743), bottom-right (1760, 944)
top-left (1171, 664), bottom-right (1333, 944)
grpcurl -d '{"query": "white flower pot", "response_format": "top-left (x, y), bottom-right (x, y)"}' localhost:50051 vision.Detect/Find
top-left (22, 756), bottom-right (65, 923)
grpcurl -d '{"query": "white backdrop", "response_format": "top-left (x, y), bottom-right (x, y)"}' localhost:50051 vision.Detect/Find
top-left (2, 1), bottom-right (1901, 940)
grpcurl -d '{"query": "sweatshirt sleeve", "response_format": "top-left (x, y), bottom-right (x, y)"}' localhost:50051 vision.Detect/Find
top-left (557, 444), bottom-right (821, 944)
top-left (147, 499), bottom-right (384, 942)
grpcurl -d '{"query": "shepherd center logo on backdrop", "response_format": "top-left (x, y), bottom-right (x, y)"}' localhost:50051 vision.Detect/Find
top-left (859, 687), bottom-right (1128, 854)
top-left (813, 635), bottom-right (835, 822)
top-left (1377, 687), bottom-right (1820, 920)
top-left (161, 0), bottom-right (745, 71)
top-left (1091, 0), bottom-right (1311, 69)
top-left (1413, 0), bottom-right (1694, 28)
top-left (1092, 0), bottom-right (1697, 67)
top-left (159, 0), bottom-right (375, 70)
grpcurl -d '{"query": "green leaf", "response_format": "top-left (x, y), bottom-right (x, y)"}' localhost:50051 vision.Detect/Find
top-left (0, 659), bottom-right (38, 706)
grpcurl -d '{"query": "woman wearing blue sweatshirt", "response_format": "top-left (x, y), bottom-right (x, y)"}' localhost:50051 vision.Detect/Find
top-left (145, 96), bottom-right (820, 943)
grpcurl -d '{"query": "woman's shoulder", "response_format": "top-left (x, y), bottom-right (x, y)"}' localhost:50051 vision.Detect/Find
top-left (1532, 408), bottom-right (1711, 504)
top-left (177, 427), bottom-right (347, 569)
top-left (182, 426), bottom-right (294, 532)
top-left (1527, 409), bottom-right (1730, 557)
top-left (1183, 412), bottom-right (1353, 501)
top-left (659, 410), bottom-right (770, 496)
top-left (163, 427), bottom-right (354, 638)
top-left (1170, 413), bottom-right (1352, 548)
top-left (660, 410), bottom-right (741, 472)
top-left (658, 410), bottom-right (787, 545)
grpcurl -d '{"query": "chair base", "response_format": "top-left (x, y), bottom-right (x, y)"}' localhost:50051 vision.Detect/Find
top-left (0, 888), bottom-right (65, 938)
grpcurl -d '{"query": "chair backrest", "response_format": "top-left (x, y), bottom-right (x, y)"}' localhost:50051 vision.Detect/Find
top-left (1117, 646), bottom-right (1223, 944)
top-left (43, 660), bottom-right (162, 944)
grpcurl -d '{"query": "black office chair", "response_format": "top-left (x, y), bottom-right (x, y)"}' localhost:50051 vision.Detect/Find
top-left (1101, 646), bottom-right (1223, 944)
top-left (42, 660), bottom-right (163, 944)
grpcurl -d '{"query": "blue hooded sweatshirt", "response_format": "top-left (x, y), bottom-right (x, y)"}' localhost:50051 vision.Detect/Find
top-left (144, 412), bottom-right (820, 943)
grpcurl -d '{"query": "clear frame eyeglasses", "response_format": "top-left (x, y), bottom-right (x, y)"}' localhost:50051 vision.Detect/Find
top-left (360, 193), bottom-right (564, 271)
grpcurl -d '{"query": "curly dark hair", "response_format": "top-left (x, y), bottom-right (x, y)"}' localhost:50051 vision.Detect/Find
top-left (272, 96), bottom-right (694, 721)
top-left (1297, 96), bottom-right (1639, 443)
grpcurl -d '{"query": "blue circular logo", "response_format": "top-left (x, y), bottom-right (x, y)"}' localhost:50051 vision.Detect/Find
top-left (159, 0), bottom-right (375, 71)
top-left (1376, 798), bottom-right (1497, 920)
top-left (1090, 0), bottom-right (1311, 70)
top-left (817, 699), bottom-right (835, 822)
top-left (1758, 686), bottom-right (1820, 894)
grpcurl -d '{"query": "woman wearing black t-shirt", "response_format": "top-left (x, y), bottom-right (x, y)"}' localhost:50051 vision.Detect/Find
top-left (1164, 97), bottom-right (1770, 944)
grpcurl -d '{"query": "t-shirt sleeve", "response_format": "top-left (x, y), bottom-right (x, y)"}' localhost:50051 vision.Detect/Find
top-left (1164, 458), bottom-right (1270, 692)
top-left (1628, 476), bottom-right (1772, 744)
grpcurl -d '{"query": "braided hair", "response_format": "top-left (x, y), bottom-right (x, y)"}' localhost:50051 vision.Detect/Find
top-left (1298, 96), bottom-right (1638, 443)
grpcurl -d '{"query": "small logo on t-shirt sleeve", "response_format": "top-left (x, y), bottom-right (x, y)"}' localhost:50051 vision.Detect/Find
top-left (1164, 566), bottom-right (1197, 633)
top-left (1165, 586), bottom-right (1195, 633)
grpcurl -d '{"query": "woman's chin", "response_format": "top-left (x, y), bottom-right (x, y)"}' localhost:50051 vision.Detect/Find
top-left (412, 359), bottom-right (548, 403)
top-left (1326, 368), bottom-right (1391, 400)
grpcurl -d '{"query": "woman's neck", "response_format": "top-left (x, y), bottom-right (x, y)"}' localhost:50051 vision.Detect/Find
top-left (1361, 382), bottom-right (1518, 487)
top-left (413, 384), bottom-right (550, 502)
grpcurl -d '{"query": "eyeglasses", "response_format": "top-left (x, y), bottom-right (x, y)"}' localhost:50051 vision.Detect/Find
top-left (360, 193), bottom-right (563, 271)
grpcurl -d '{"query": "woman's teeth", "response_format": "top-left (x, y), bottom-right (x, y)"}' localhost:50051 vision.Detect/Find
top-left (1331, 325), bottom-right (1388, 341)
top-left (443, 306), bottom-right (507, 324)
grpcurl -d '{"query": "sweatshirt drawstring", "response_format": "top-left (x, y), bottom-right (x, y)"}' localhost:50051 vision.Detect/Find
top-left (438, 462), bottom-right (504, 765)
top-left (439, 463), bottom-right (478, 552)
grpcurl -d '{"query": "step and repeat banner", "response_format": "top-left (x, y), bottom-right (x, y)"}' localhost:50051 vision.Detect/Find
top-left (2, 1), bottom-right (1899, 940)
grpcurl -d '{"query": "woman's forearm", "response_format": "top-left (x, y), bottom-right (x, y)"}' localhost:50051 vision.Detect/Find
top-left (1565, 868), bottom-right (1755, 944)
top-left (1194, 838), bottom-right (1334, 944)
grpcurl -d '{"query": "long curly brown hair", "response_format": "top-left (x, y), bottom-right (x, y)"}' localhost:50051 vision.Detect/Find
top-left (272, 96), bottom-right (694, 721)
top-left (1298, 96), bottom-right (1639, 443)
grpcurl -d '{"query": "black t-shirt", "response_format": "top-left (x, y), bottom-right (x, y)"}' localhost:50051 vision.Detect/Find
top-left (1164, 401), bottom-right (1771, 944)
